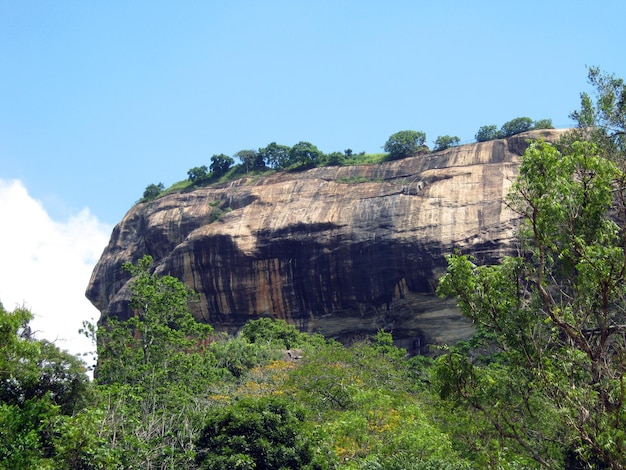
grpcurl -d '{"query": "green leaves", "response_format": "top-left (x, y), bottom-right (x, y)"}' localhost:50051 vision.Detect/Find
top-left (383, 130), bottom-right (427, 160)
top-left (437, 132), bottom-right (626, 467)
top-left (433, 135), bottom-right (460, 152)
top-left (195, 396), bottom-right (317, 470)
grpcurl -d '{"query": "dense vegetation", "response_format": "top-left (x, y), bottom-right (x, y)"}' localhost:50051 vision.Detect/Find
top-left (3, 67), bottom-right (625, 468)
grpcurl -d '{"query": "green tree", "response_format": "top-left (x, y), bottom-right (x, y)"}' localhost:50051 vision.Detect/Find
top-left (93, 255), bottom-right (217, 468)
top-left (322, 151), bottom-right (344, 166)
top-left (436, 139), bottom-right (626, 468)
top-left (569, 66), bottom-right (626, 166)
top-left (195, 396), bottom-right (318, 470)
top-left (533, 118), bottom-right (553, 129)
top-left (499, 116), bottom-right (534, 137)
top-left (241, 317), bottom-right (305, 350)
top-left (0, 302), bottom-right (107, 469)
top-left (433, 135), bottom-right (461, 151)
top-left (289, 141), bottom-right (323, 168)
top-left (475, 124), bottom-right (501, 142)
top-left (188, 165), bottom-right (210, 185)
top-left (142, 182), bottom-right (164, 201)
top-left (210, 153), bottom-right (234, 177)
top-left (96, 255), bottom-right (213, 386)
top-left (384, 130), bottom-right (427, 160)
top-left (235, 149), bottom-right (265, 173)
top-left (259, 142), bottom-right (291, 169)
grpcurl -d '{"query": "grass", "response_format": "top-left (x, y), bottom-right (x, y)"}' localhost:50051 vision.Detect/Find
top-left (141, 153), bottom-right (392, 203)
top-left (336, 176), bottom-right (385, 184)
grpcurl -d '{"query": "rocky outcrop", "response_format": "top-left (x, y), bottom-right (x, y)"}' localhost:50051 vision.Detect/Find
top-left (86, 129), bottom-right (570, 352)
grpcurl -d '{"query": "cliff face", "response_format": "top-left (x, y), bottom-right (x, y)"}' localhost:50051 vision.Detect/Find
top-left (86, 129), bottom-right (569, 351)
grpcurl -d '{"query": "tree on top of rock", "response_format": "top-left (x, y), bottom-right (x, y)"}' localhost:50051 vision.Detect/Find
top-left (384, 130), bottom-right (427, 160)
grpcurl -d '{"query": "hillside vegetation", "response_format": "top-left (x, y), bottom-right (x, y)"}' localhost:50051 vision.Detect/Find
top-left (2, 67), bottom-right (625, 469)
top-left (140, 118), bottom-right (553, 203)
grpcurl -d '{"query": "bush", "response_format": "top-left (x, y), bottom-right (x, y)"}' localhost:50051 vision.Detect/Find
top-left (240, 317), bottom-right (305, 349)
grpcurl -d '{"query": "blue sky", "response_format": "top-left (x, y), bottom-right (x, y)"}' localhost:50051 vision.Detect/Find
top-left (1, 0), bottom-right (625, 356)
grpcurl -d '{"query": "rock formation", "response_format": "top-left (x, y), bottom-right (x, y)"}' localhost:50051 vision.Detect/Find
top-left (86, 129), bottom-right (570, 352)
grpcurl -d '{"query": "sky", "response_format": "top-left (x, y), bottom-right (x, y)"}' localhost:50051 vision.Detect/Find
top-left (1, 0), bottom-right (625, 359)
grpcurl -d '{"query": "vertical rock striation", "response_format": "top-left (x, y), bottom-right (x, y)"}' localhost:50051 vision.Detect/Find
top-left (86, 129), bottom-right (569, 350)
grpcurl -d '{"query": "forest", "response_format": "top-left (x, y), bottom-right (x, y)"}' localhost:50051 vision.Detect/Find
top-left (1, 67), bottom-right (625, 469)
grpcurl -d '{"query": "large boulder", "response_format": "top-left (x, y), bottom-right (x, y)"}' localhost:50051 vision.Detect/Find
top-left (86, 129), bottom-right (570, 352)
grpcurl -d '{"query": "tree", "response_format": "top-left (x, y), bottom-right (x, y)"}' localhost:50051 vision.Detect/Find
top-left (210, 153), bottom-right (234, 177)
top-left (384, 130), bottom-right (427, 160)
top-left (93, 255), bottom-right (217, 468)
top-left (0, 302), bottom-right (105, 468)
top-left (569, 66), bottom-right (626, 165)
top-left (259, 142), bottom-right (291, 169)
top-left (433, 135), bottom-right (461, 151)
top-left (187, 165), bottom-right (210, 185)
top-left (195, 396), bottom-right (318, 470)
top-left (142, 182), bottom-right (164, 201)
top-left (96, 255), bottom-right (213, 386)
top-left (323, 151), bottom-right (345, 166)
top-left (474, 124), bottom-right (501, 142)
top-left (235, 149), bottom-right (265, 173)
top-left (533, 118), bottom-right (554, 129)
top-left (240, 317), bottom-right (306, 350)
top-left (289, 141), bottom-right (323, 168)
top-left (436, 139), bottom-right (626, 468)
top-left (499, 116), bottom-right (534, 137)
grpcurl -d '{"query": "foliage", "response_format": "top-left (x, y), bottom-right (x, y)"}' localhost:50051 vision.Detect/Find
top-left (383, 130), bottom-right (427, 160)
top-left (240, 317), bottom-right (308, 349)
top-left (433, 135), bottom-right (461, 152)
top-left (475, 124), bottom-right (500, 142)
top-left (209, 333), bottom-right (281, 379)
top-left (259, 142), bottom-right (292, 169)
top-left (235, 149), bottom-right (266, 173)
top-left (141, 182), bottom-right (164, 201)
top-left (499, 116), bottom-right (533, 137)
top-left (285, 334), bottom-right (469, 468)
top-left (533, 118), bottom-right (553, 129)
top-left (91, 255), bottom-right (218, 468)
top-left (195, 396), bottom-right (320, 470)
top-left (0, 302), bottom-right (107, 469)
top-left (476, 118), bottom-right (553, 142)
top-left (187, 165), bottom-right (210, 185)
top-left (210, 153), bottom-right (235, 177)
top-left (342, 152), bottom-right (387, 166)
top-left (323, 151), bottom-right (345, 166)
top-left (289, 141), bottom-right (324, 168)
top-left (436, 138), bottom-right (626, 468)
top-left (569, 66), bottom-right (626, 164)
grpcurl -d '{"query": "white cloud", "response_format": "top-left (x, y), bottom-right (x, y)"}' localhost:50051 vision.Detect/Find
top-left (0, 179), bottom-right (111, 363)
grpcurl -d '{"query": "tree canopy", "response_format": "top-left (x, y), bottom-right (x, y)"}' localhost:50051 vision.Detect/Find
top-left (433, 135), bottom-right (461, 151)
top-left (383, 130), bottom-right (427, 160)
top-left (209, 153), bottom-right (234, 177)
top-left (475, 118), bottom-right (554, 142)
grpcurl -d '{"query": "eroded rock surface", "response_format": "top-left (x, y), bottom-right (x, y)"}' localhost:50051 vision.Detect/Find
top-left (86, 129), bottom-right (569, 351)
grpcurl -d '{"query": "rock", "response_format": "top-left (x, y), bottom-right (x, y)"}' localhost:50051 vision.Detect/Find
top-left (86, 129), bottom-right (570, 352)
